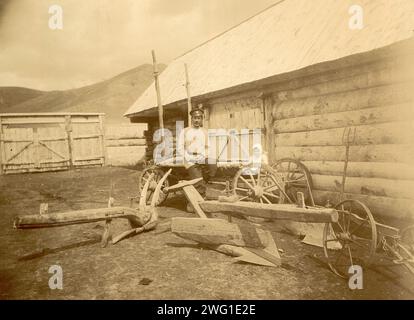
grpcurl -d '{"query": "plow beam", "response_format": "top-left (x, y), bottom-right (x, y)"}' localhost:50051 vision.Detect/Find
top-left (199, 201), bottom-right (338, 224)
top-left (13, 207), bottom-right (151, 229)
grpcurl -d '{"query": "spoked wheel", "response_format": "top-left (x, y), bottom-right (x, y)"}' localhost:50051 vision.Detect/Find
top-left (138, 166), bottom-right (169, 206)
top-left (323, 200), bottom-right (378, 278)
top-left (272, 158), bottom-right (315, 206)
top-left (232, 163), bottom-right (291, 204)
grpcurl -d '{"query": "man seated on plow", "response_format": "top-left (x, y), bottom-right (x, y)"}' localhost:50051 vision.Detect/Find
top-left (177, 107), bottom-right (217, 199)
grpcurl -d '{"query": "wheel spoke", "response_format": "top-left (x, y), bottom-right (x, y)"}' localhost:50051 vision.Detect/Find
top-left (346, 211), bottom-right (352, 232)
top-left (349, 219), bottom-right (367, 236)
top-left (249, 172), bottom-right (257, 187)
top-left (347, 245), bottom-right (354, 267)
top-left (262, 195), bottom-right (272, 204)
top-left (240, 176), bottom-right (255, 191)
top-left (262, 173), bottom-right (270, 186)
top-left (287, 162), bottom-right (292, 180)
top-left (334, 221), bottom-right (347, 235)
top-left (264, 183), bottom-right (279, 192)
top-left (263, 191), bottom-right (280, 199)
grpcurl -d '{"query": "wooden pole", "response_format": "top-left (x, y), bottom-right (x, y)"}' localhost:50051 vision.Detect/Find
top-left (98, 115), bottom-right (107, 166)
top-left (152, 50), bottom-right (164, 131)
top-left (65, 115), bottom-right (74, 168)
top-left (184, 63), bottom-right (192, 126)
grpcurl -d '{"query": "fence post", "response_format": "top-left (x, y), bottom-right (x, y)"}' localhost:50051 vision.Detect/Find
top-left (65, 115), bottom-right (74, 168)
top-left (99, 115), bottom-right (107, 166)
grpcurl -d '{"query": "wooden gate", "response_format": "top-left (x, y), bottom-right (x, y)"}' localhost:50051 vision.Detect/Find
top-left (0, 113), bottom-right (106, 174)
top-left (69, 115), bottom-right (106, 167)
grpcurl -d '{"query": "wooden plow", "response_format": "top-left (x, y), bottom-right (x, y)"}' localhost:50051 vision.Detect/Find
top-left (13, 169), bottom-right (173, 247)
top-left (13, 163), bottom-right (338, 268)
top-left (164, 173), bottom-right (338, 267)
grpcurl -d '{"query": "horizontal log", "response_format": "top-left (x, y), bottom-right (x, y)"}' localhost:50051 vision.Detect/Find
top-left (311, 174), bottom-right (414, 200)
top-left (273, 64), bottom-right (414, 102)
top-left (199, 201), bottom-right (338, 223)
top-left (14, 207), bottom-right (150, 229)
top-left (274, 121), bottom-right (414, 147)
top-left (274, 144), bottom-right (414, 164)
top-left (274, 103), bottom-right (414, 133)
top-left (272, 82), bottom-right (413, 120)
top-left (312, 190), bottom-right (414, 221)
top-left (105, 138), bottom-right (146, 147)
top-left (210, 55), bottom-right (411, 106)
top-left (302, 161), bottom-right (414, 181)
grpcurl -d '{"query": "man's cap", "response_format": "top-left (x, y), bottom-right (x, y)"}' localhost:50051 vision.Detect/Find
top-left (190, 107), bottom-right (204, 116)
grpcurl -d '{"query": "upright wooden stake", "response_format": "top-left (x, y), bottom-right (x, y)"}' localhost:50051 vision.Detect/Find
top-left (184, 63), bottom-right (192, 126)
top-left (98, 115), bottom-right (107, 166)
top-left (152, 50), bottom-right (164, 131)
top-left (65, 115), bottom-right (74, 168)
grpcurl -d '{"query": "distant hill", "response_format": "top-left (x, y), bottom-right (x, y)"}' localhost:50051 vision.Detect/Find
top-left (0, 87), bottom-right (45, 110)
top-left (0, 63), bottom-right (165, 123)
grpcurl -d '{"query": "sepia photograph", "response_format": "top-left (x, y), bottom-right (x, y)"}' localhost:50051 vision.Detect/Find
top-left (0, 0), bottom-right (414, 305)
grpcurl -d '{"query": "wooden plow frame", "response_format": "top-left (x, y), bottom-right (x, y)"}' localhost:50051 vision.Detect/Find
top-left (14, 169), bottom-right (173, 247)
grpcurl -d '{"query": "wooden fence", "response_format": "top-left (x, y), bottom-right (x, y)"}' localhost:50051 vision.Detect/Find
top-left (105, 124), bottom-right (147, 167)
top-left (0, 113), bottom-right (146, 174)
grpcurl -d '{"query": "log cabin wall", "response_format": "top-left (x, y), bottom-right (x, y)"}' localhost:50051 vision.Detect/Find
top-left (201, 49), bottom-right (414, 221)
top-left (268, 54), bottom-right (414, 221)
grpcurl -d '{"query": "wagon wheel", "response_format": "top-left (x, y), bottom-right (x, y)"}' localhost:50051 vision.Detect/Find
top-left (138, 166), bottom-right (169, 206)
top-left (232, 163), bottom-right (291, 204)
top-left (272, 158), bottom-right (315, 206)
top-left (323, 200), bottom-right (378, 278)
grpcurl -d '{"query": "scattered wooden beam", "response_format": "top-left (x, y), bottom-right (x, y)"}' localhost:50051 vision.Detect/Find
top-left (172, 217), bottom-right (281, 267)
top-left (181, 185), bottom-right (209, 219)
top-left (198, 201), bottom-right (338, 223)
top-left (13, 207), bottom-right (150, 229)
top-left (164, 178), bottom-right (203, 192)
top-left (171, 217), bottom-right (270, 248)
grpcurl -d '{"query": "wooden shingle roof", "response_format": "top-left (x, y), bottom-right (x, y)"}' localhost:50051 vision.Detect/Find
top-left (125, 0), bottom-right (414, 118)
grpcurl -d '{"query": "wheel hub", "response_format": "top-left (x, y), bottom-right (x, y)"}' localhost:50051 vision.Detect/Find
top-left (337, 232), bottom-right (352, 241)
top-left (253, 186), bottom-right (264, 198)
top-left (149, 180), bottom-right (158, 190)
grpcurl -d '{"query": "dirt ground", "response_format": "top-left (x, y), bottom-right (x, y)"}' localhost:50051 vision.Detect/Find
top-left (0, 167), bottom-right (413, 300)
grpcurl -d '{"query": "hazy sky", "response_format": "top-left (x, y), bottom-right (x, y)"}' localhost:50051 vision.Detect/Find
top-left (0, 0), bottom-right (277, 90)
